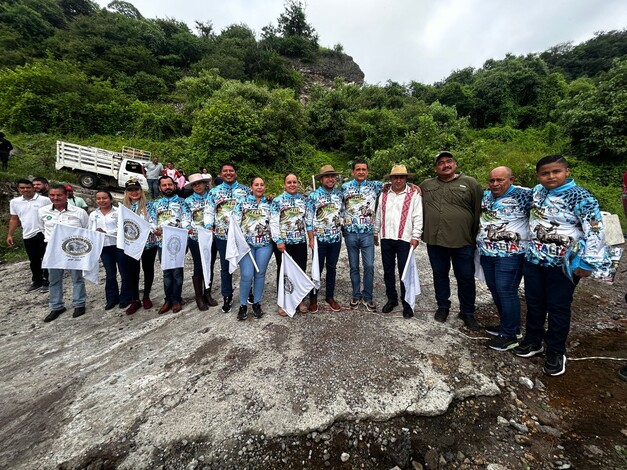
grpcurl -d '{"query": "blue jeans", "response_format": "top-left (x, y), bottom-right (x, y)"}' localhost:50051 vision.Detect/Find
top-left (101, 245), bottom-right (131, 305)
top-left (158, 249), bottom-right (183, 303)
top-left (380, 239), bottom-right (411, 305)
top-left (148, 179), bottom-right (160, 199)
top-left (48, 268), bottom-right (86, 310)
top-left (311, 239), bottom-right (342, 300)
top-left (426, 244), bottom-right (476, 315)
top-left (239, 244), bottom-right (273, 306)
top-left (344, 231), bottom-right (375, 302)
top-left (480, 254), bottom-right (524, 337)
top-left (523, 261), bottom-right (578, 354)
top-left (215, 238), bottom-right (232, 297)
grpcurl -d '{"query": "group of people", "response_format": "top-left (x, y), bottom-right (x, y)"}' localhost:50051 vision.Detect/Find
top-left (143, 156), bottom-right (211, 199)
top-left (7, 151), bottom-right (609, 377)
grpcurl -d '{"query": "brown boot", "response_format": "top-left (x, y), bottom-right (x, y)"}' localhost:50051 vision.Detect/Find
top-left (192, 276), bottom-right (208, 311)
top-left (204, 283), bottom-right (218, 307)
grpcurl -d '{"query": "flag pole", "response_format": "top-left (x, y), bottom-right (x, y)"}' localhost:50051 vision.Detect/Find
top-left (248, 251), bottom-right (259, 273)
top-left (311, 175), bottom-right (316, 191)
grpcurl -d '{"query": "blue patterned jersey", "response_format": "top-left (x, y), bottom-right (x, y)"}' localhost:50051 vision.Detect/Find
top-left (269, 192), bottom-right (307, 245)
top-left (477, 185), bottom-right (532, 257)
top-left (148, 195), bottom-right (190, 247)
top-left (129, 200), bottom-right (157, 249)
top-left (341, 179), bottom-right (383, 234)
top-left (204, 182), bottom-right (252, 240)
top-left (526, 179), bottom-right (607, 269)
top-left (183, 192), bottom-right (209, 240)
top-left (232, 195), bottom-right (272, 247)
top-left (305, 187), bottom-right (344, 243)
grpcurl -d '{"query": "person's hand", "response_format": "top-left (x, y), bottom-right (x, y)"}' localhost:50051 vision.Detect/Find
top-left (574, 267), bottom-right (592, 278)
top-left (277, 243), bottom-right (286, 253)
top-left (309, 237), bottom-right (315, 250)
top-left (155, 228), bottom-right (162, 236)
top-left (409, 184), bottom-right (422, 195)
top-left (374, 234), bottom-right (379, 246)
top-left (410, 239), bottom-right (419, 248)
top-left (96, 228), bottom-right (106, 233)
top-left (6, 235), bottom-right (13, 247)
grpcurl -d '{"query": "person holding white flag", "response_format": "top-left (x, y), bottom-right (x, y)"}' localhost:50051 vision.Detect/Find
top-left (278, 251), bottom-right (314, 318)
top-left (38, 184), bottom-right (90, 322)
top-left (120, 179), bottom-right (158, 314)
top-left (270, 173), bottom-right (309, 316)
top-left (149, 175), bottom-right (191, 314)
top-left (230, 177), bottom-right (273, 320)
top-left (374, 165), bottom-right (423, 319)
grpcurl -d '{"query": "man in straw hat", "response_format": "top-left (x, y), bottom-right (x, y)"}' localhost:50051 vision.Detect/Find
top-left (420, 151), bottom-right (483, 330)
top-left (374, 164), bottom-right (423, 318)
top-left (305, 164), bottom-right (345, 313)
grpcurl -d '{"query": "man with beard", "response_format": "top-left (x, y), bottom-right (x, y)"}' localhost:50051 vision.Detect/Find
top-left (204, 163), bottom-right (251, 314)
top-left (420, 151), bottom-right (483, 331)
top-left (150, 175), bottom-right (191, 314)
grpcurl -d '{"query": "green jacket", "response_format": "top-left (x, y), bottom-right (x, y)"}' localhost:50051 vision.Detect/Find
top-left (420, 173), bottom-right (482, 248)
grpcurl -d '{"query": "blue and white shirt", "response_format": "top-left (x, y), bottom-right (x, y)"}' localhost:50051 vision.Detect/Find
top-left (269, 192), bottom-right (308, 245)
top-left (342, 179), bottom-right (383, 234)
top-left (477, 185), bottom-right (532, 257)
top-left (232, 195), bottom-right (272, 248)
top-left (183, 192), bottom-right (209, 240)
top-left (127, 201), bottom-right (157, 249)
top-left (305, 187), bottom-right (344, 243)
top-left (149, 195), bottom-right (190, 247)
top-left (526, 179), bottom-right (606, 269)
top-left (204, 182), bottom-right (252, 240)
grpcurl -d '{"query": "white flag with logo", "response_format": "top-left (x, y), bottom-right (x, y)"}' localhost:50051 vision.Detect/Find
top-left (42, 224), bottom-right (105, 283)
top-left (278, 252), bottom-right (314, 318)
top-left (401, 247), bottom-right (421, 310)
top-left (161, 225), bottom-right (188, 270)
top-left (226, 217), bottom-right (258, 274)
top-left (311, 237), bottom-right (320, 290)
top-left (116, 205), bottom-right (151, 260)
top-left (197, 227), bottom-right (214, 289)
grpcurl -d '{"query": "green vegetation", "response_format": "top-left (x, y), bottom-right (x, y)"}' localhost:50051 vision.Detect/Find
top-left (0, 0), bottom-right (625, 263)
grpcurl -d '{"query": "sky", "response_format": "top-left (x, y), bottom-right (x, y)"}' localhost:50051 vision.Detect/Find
top-left (94, 0), bottom-right (627, 85)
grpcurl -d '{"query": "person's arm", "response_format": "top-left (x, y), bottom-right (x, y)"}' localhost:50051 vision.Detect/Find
top-left (374, 194), bottom-right (382, 247)
top-left (6, 215), bottom-right (20, 246)
top-left (410, 194), bottom-right (423, 247)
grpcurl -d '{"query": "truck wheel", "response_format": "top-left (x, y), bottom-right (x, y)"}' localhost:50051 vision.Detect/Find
top-left (78, 173), bottom-right (98, 189)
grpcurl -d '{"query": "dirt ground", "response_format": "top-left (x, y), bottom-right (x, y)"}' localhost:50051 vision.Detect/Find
top-left (0, 239), bottom-right (625, 469)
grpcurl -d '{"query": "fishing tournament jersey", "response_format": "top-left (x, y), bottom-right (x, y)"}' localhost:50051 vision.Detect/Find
top-left (269, 192), bottom-right (307, 245)
top-left (526, 179), bottom-right (606, 269)
top-left (305, 187), bottom-right (344, 243)
top-left (477, 185), bottom-right (532, 257)
top-left (129, 200), bottom-right (157, 248)
top-left (183, 192), bottom-right (209, 240)
top-left (204, 182), bottom-right (252, 240)
top-left (341, 179), bottom-right (383, 234)
top-left (232, 195), bottom-right (272, 247)
top-left (149, 195), bottom-right (190, 247)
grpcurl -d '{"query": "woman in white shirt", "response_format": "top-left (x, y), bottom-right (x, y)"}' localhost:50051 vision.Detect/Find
top-left (89, 190), bottom-right (131, 310)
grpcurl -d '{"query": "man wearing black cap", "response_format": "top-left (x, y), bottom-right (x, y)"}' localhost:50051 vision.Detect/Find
top-left (420, 151), bottom-right (483, 330)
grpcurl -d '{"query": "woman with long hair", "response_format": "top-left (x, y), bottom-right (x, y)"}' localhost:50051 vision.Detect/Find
top-left (121, 179), bottom-right (158, 314)
top-left (270, 173), bottom-right (309, 316)
top-left (89, 190), bottom-right (131, 310)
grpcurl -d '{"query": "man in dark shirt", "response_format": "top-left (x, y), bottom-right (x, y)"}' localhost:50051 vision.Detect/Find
top-left (0, 132), bottom-right (13, 171)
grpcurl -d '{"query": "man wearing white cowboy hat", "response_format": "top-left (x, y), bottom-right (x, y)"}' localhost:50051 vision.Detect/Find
top-left (183, 173), bottom-right (218, 310)
top-left (420, 151), bottom-right (483, 330)
top-left (374, 164), bottom-right (423, 318)
top-left (305, 164), bottom-right (345, 312)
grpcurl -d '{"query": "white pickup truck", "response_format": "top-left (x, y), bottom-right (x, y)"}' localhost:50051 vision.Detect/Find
top-left (55, 141), bottom-right (150, 191)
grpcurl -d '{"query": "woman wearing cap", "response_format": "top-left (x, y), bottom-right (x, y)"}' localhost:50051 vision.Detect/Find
top-left (232, 176), bottom-right (273, 320)
top-left (89, 190), bottom-right (132, 310)
top-left (182, 173), bottom-right (217, 310)
top-left (270, 173), bottom-right (309, 316)
top-left (121, 179), bottom-right (158, 314)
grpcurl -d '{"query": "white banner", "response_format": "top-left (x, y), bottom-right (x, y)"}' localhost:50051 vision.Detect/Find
top-left (278, 252), bottom-right (314, 318)
top-left (226, 217), bottom-right (257, 274)
top-left (116, 205), bottom-right (151, 260)
top-left (197, 227), bottom-right (214, 289)
top-left (161, 226), bottom-right (188, 270)
top-left (401, 247), bottom-right (421, 310)
top-left (42, 224), bottom-right (105, 283)
top-left (311, 237), bottom-right (320, 290)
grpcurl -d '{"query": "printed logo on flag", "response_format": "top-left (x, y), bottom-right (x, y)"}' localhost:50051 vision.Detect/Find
top-left (123, 220), bottom-right (141, 241)
top-left (61, 236), bottom-right (92, 256)
top-left (167, 236), bottom-right (182, 256)
top-left (283, 275), bottom-right (294, 294)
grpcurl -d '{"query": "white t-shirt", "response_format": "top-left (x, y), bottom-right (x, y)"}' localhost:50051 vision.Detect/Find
top-left (9, 193), bottom-right (51, 239)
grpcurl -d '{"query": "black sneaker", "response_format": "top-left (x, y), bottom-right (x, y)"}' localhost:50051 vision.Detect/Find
top-left (252, 302), bottom-right (263, 319)
top-left (486, 336), bottom-right (519, 351)
top-left (382, 300), bottom-right (398, 313)
top-left (513, 340), bottom-right (545, 358)
top-left (434, 307), bottom-right (449, 323)
top-left (485, 324), bottom-right (523, 340)
top-left (543, 351), bottom-right (566, 376)
top-left (72, 306), bottom-right (86, 318)
top-left (349, 297), bottom-right (360, 309)
top-left (247, 292), bottom-right (254, 305)
top-left (237, 305), bottom-right (248, 321)
top-left (402, 304), bottom-right (414, 318)
top-left (459, 314), bottom-right (481, 331)
top-left (40, 282), bottom-right (49, 293)
top-left (27, 282), bottom-right (43, 292)
top-left (222, 296), bottom-right (233, 313)
top-left (43, 307), bottom-right (66, 322)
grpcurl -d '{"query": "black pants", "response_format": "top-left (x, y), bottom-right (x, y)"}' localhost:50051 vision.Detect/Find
top-left (273, 241), bottom-right (308, 290)
top-left (125, 247), bottom-right (158, 300)
top-left (24, 233), bottom-right (47, 284)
